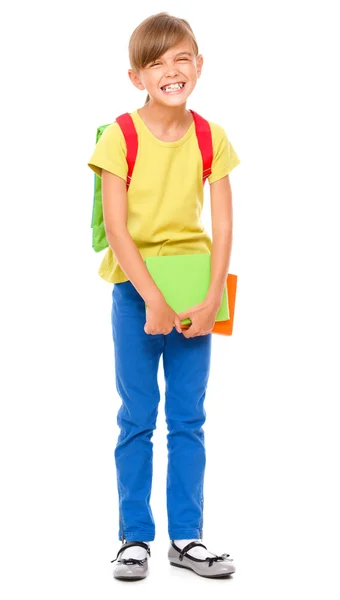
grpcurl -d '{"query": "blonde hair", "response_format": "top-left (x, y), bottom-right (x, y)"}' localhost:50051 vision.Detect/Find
top-left (128, 12), bottom-right (199, 105)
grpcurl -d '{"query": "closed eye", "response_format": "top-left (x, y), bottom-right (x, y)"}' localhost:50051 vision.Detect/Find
top-left (150, 58), bottom-right (189, 67)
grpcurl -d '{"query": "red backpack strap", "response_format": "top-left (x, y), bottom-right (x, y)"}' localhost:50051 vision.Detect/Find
top-left (115, 113), bottom-right (138, 190)
top-left (189, 109), bottom-right (213, 185)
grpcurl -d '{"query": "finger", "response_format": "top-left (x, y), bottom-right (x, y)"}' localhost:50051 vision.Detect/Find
top-left (177, 311), bottom-right (190, 321)
top-left (144, 324), bottom-right (155, 335)
top-left (174, 316), bottom-right (183, 333)
top-left (183, 328), bottom-right (196, 339)
top-left (178, 303), bottom-right (201, 319)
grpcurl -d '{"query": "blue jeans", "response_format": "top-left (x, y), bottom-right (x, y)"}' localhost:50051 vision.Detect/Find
top-left (111, 281), bottom-right (212, 542)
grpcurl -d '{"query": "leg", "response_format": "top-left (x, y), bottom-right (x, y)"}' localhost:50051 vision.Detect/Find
top-left (163, 328), bottom-right (212, 540)
top-left (111, 281), bottom-right (164, 542)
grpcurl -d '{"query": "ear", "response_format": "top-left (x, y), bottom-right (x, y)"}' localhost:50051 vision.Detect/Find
top-left (128, 69), bottom-right (145, 91)
top-left (196, 54), bottom-right (203, 78)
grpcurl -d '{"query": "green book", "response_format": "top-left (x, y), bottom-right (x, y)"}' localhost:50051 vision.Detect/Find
top-left (144, 253), bottom-right (229, 325)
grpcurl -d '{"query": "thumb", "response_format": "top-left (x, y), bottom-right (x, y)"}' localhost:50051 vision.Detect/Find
top-left (177, 309), bottom-right (190, 321)
top-left (174, 315), bottom-right (183, 333)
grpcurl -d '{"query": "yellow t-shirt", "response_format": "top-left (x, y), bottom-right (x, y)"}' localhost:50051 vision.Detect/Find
top-left (87, 109), bottom-right (240, 284)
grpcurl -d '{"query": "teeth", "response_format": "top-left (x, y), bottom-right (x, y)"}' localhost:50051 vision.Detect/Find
top-left (162, 83), bottom-right (184, 91)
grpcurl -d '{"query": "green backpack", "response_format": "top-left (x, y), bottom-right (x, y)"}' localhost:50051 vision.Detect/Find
top-left (91, 123), bottom-right (112, 252)
top-left (91, 110), bottom-right (213, 252)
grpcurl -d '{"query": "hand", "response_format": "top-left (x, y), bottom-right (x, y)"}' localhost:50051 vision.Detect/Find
top-left (144, 297), bottom-right (182, 335)
top-left (178, 298), bottom-right (220, 338)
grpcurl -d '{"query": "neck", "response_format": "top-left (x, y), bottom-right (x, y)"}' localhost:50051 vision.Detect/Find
top-left (138, 100), bottom-right (191, 130)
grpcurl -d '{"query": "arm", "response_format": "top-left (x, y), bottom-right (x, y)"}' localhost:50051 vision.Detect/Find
top-left (101, 169), bottom-right (164, 307)
top-left (205, 173), bottom-right (233, 309)
top-left (177, 174), bottom-right (233, 337)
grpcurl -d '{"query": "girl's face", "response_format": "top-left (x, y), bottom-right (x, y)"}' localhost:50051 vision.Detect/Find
top-left (129, 39), bottom-right (203, 106)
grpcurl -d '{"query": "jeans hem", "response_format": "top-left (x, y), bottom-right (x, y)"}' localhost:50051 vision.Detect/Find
top-left (119, 530), bottom-right (155, 542)
top-left (168, 529), bottom-right (202, 540)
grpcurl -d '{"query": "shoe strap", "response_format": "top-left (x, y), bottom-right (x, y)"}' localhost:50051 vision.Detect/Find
top-left (171, 540), bottom-right (231, 565)
top-left (171, 540), bottom-right (207, 559)
top-left (111, 540), bottom-right (151, 563)
top-left (180, 541), bottom-right (207, 557)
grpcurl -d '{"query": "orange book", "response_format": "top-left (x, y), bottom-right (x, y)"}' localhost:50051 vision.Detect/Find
top-left (181, 274), bottom-right (238, 336)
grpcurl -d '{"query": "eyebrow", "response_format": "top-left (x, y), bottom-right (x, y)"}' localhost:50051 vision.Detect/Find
top-left (148, 51), bottom-right (193, 66)
top-left (151, 51), bottom-right (193, 62)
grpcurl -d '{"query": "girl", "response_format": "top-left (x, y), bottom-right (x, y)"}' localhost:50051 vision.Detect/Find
top-left (88, 11), bottom-right (240, 581)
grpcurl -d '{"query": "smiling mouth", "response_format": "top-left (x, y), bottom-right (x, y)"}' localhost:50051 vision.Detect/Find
top-left (160, 82), bottom-right (186, 92)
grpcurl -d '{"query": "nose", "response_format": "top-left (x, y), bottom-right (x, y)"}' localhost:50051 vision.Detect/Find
top-left (164, 65), bottom-right (180, 78)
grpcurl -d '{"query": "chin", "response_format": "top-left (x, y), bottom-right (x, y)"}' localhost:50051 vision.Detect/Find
top-left (158, 91), bottom-right (192, 106)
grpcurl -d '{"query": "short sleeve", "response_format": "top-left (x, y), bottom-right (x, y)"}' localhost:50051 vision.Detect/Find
top-left (208, 123), bottom-right (240, 185)
top-left (87, 122), bottom-right (128, 180)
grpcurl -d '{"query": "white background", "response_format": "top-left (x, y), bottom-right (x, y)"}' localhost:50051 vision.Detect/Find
top-left (1, 0), bottom-right (340, 598)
